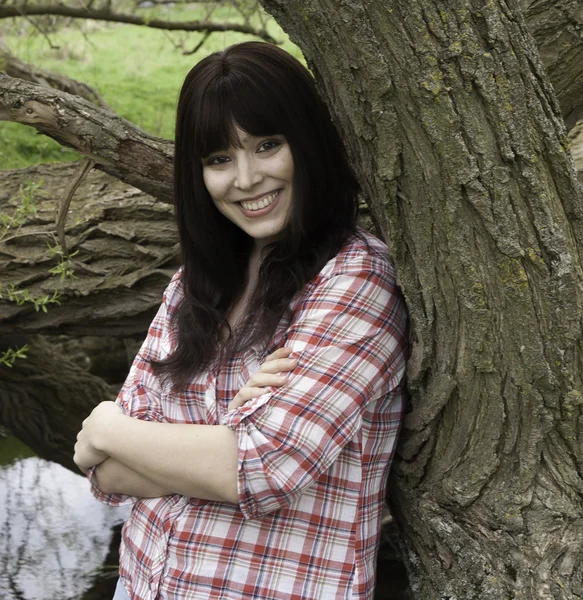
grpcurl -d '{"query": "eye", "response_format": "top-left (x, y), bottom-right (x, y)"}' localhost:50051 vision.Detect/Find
top-left (204, 155), bottom-right (230, 166)
top-left (257, 140), bottom-right (281, 153)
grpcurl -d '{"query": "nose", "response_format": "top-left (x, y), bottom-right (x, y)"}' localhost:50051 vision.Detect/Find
top-left (234, 156), bottom-right (263, 190)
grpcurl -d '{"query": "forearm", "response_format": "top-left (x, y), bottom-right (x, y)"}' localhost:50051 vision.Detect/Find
top-left (94, 457), bottom-right (173, 497)
top-left (96, 416), bottom-right (239, 503)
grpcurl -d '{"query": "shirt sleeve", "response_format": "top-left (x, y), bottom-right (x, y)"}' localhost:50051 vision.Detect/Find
top-left (221, 253), bottom-right (408, 520)
top-left (88, 270), bottom-right (182, 506)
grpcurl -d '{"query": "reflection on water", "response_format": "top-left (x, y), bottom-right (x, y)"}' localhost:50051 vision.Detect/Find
top-left (0, 437), bottom-right (128, 600)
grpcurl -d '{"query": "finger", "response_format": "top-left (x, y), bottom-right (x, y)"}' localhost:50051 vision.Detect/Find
top-left (238, 386), bottom-right (272, 402)
top-left (229, 387), bottom-right (267, 411)
top-left (246, 372), bottom-right (288, 388)
top-left (264, 347), bottom-right (293, 362)
top-left (258, 357), bottom-right (297, 374)
top-left (264, 347), bottom-right (293, 361)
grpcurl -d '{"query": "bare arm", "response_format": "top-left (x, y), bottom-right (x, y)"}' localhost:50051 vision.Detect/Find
top-left (107, 419), bottom-right (240, 502)
top-left (75, 404), bottom-right (239, 503)
top-left (94, 457), bottom-right (173, 497)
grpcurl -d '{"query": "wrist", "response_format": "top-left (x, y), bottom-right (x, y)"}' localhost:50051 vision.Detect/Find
top-left (93, 406), bottom-right (126, 454)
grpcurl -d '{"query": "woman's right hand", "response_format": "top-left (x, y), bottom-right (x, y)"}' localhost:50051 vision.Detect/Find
top-left (228, 347), bottom-right (297, 412)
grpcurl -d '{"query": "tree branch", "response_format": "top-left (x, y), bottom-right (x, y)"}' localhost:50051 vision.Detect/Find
top-left (0, 162), bottom-right (178, 337)
top-left (0, 47), bottom-right (111, 108)
top-left (0, 73), bottom-right (174, 203)
top-left (0, 3), bottom-right (278, 43)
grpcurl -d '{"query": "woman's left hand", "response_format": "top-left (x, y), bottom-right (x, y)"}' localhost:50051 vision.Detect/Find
top-left (73, 401), bottom-right (123, 473)
top-left (228, 348), bottom-right (297, 412)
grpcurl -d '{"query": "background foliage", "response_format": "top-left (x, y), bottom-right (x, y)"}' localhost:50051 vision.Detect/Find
top-left (0, 2), bottom-right (302, 169)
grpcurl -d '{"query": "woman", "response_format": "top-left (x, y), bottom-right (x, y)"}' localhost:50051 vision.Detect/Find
top-left (74, 41), bottom-right (407, 600)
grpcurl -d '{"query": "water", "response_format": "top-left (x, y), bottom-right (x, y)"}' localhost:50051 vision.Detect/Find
top-left (0, 434), bottom-right (128, 600)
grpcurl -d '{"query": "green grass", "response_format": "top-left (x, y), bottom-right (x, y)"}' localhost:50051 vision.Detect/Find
top-left (0, 429), bottom-right (35, 466)
top-left (0, 4), bottom-right (302, 170)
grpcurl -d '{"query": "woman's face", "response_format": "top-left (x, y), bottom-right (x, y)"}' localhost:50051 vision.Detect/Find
top-left (202, 129), bottom-right (294, 246)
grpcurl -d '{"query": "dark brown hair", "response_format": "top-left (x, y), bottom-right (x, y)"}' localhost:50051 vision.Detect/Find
top-left (156, 41), bottom-right (360, 388)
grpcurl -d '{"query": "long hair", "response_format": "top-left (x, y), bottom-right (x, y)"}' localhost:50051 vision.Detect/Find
top-left (155, 41), bottom-right (360, 389)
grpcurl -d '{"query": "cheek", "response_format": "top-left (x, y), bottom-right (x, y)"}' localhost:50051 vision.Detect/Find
top-left (202, 170), bottom-right (215, 198)
top-left (279, 150), bottom-right (294, 181)
top-left (202, 168), bottom-right (229, 202)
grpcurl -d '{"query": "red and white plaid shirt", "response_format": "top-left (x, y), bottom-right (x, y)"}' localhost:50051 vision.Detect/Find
top-left (90, 230), bottom-right (407, 600)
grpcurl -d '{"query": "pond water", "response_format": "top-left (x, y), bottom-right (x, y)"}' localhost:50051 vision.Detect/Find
top-left (0, 433), bottom-right (129, 600)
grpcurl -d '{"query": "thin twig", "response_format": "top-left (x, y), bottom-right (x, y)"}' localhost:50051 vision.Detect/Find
top-left (183, 30), bottom-right (211, 56)
top-left (0, 230), bottom-right (55, 244)
top-left (160, 28), bottom-right (183, 52)
top-left (55, 158), bottom-right (95, 255)
top-left (19, 12), bottom-right (60, 50)
top-left (74, 18), bottom-right (98, 51)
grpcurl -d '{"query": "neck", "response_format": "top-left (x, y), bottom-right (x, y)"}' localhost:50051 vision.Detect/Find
top-left (252, 236), bottom-right (274, 256)
top-left (248, 244), bottom-right (263, 282)
top-left (250, 237), bottom-right (275, 271)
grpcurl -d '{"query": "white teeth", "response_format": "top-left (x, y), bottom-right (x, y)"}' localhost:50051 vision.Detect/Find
top-left (241, 191), bottom-right (278, 212)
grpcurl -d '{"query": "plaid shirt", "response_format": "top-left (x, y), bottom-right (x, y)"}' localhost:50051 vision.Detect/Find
top-left (90, 230), bottom-right (407, 600)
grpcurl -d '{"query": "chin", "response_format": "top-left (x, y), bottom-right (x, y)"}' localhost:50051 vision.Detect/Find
top-left (248, 225), bottom-right (286, 242)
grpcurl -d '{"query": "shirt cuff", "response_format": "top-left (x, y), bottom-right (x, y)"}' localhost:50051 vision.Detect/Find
top-left (221, 392), bottom-right (297, 520)
top-left (87, 466), bottom-right (138, 507)
top-left (220, 391), bottom-right (273, 429)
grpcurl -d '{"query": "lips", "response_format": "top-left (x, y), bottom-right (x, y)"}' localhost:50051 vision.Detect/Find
top-left (237, 190), bottom-right (281, 218)
top-left (240, 190), bottom-right (279, 211)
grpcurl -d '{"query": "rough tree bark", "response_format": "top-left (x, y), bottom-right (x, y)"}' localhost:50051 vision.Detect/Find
top-left (0, 162), bottom-right (177, 466)
top-left (258, 0), bottom-right (583, 598)
top-left (0, 162), bottom-right (178, 335)
top-left (0, 162), bottom-right (175, 476)
top-left (0, 335), bottom-right (117, 472)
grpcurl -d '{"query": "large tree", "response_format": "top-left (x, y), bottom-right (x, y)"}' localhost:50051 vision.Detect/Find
top-left (260, 1), bottom-right (583, 598)
top-left (1, 0), bottom-right (583, 598)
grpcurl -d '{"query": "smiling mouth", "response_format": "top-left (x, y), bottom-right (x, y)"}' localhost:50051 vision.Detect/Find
top-left (239, 190), bottom-right (280, 212)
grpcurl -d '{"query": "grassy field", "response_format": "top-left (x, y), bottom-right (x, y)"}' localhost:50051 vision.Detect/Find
top-left (0, 4), bottom-right (302, 170)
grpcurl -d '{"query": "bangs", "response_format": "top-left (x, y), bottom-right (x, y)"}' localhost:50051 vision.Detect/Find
top-left (192, 73), bottom-right (285, 158)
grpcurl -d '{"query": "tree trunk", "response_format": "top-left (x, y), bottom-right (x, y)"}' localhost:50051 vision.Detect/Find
top-left (0, 335), bottom-right (116, 472)
top-left (259, 0), bottom-right (583, 598)
top-left (0, 162), bottom-right (178, 336)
